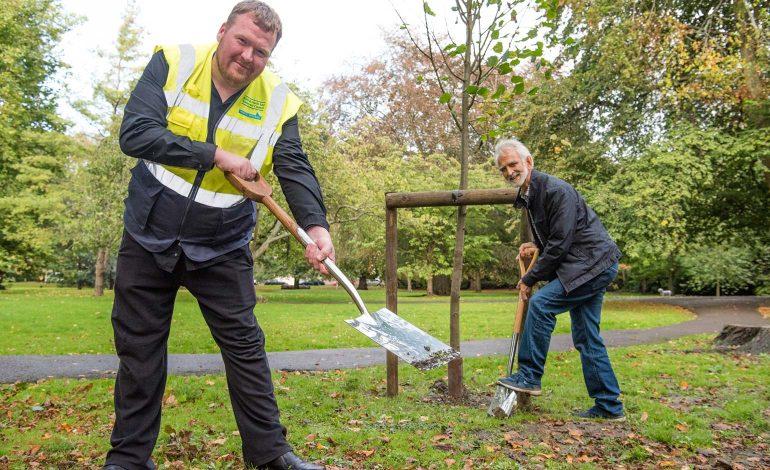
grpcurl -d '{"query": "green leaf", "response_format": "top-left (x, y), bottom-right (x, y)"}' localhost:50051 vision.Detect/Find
top-left (439, 92), bottom-right (451, 104)
top-left (454, 44), bottom-right (467, 55)
top-left (491, 30), bottom-right (499, 40)
top-left (513, 83), bottom-right (525, 94)
top-left (527, 86), bottom-right (539, 95)
top-left (423, 2), bottom-right (436, 16)
top-left (493, 42), bottom-right (503, 54)
top-left (498, 62), bottom-right (512, 75)
top-left (486, 56), bottom-right (499, 67)
top-left (477, 86), bottom-right (490, 97)
top-left (465, 85), bottom-right (479, 95)
top-left (509, 75), bottom-right (523, 84)
top-left (491, 84), bottom-right (506, 99)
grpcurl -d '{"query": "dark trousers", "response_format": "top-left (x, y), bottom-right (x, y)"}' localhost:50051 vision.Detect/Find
top-left (517, 263), bottom-right (624, 415)
top-left (106, 232), bottom-right (291, 469)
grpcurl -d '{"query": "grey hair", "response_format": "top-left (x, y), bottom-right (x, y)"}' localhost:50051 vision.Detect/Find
top-left (494, 138), bottom-right (533, 166)
top-left (227, 1), bottom-right (283, 45)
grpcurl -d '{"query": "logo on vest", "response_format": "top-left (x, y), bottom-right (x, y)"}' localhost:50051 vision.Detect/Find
top-left (238, 109), bottom-right (263, 120)
top-left (241, 96), bottom-right (266, 112)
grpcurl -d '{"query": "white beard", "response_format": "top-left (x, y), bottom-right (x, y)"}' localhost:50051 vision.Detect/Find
top-left (506, 167), bottom-right (529, 190)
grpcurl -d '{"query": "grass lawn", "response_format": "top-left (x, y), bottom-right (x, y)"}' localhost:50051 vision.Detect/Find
top-left (0, 283), bottom-right (693, 355)
top-left (1, 335), bottom-right (767, 469)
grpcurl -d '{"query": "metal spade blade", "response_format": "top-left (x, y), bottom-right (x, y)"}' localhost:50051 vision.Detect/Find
top-left (346, 308), bottom-right (460, 370)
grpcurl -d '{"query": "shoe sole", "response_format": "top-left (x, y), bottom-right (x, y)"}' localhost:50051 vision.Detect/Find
top-left (496, 381), bottom-right (542, 396)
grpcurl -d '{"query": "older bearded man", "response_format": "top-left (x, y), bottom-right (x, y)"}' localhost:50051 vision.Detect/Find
top-left (495, 138), bottom-right (626, 421)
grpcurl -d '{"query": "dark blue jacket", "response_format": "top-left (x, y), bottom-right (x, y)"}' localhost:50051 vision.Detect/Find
top-left (517, 170), bottom-right (621, 293)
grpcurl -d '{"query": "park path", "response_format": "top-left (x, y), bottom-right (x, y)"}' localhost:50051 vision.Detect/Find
top-left (1, 296), bottom-right (767, 383)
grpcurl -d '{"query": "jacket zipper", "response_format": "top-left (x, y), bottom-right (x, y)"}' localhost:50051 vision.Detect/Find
top-left (176, 94), bottom-right (239, 241)
top-left (527, 207), bottom-right (545, 249)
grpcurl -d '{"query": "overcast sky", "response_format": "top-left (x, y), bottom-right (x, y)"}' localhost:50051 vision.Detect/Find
top-left (57, 0), bottom-right (426, 132)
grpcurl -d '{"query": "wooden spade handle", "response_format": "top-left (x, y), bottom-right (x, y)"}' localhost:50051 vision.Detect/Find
top-left (225, 172), bottom-right (371, 317)
top-left (513, 250), bottom-right (539, 333)
top-left (225, 172), bottom-right (305, 245)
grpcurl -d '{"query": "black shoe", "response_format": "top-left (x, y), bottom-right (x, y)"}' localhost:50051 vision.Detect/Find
top-left (258, 451), bottom-right (324, 470)
top-left (496, 374), bottom-right (542, 396)
top-left (572, 407), bottom-right (626, 422)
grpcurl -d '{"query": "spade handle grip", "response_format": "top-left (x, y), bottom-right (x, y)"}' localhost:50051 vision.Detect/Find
top-left (513, 250), bottom-right (539, 333)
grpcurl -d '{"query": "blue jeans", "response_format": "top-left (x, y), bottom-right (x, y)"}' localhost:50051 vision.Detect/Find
top-left (517, 262), bottom-right (623, 415)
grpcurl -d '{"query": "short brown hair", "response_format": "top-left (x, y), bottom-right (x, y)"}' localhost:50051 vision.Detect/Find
top-left (226, 1), bottom-right (283, 44)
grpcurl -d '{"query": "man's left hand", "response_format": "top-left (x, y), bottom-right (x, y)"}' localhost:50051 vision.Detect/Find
top-left (305, 226), bottom-right (335, 275)
top-left (517, 281), bottom-right (532, 302)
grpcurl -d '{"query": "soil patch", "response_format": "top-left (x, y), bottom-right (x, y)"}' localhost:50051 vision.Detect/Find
top-left (421, 379), bottom-right (490, 408)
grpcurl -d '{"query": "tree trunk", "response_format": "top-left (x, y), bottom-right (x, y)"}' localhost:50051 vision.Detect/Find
top-left (640, 278), bottom-right (647, 293)
top-left (433, 274), bottom-right (451, 296)
top-left (447, 0), bottom-right (475, 399)
top-left (358, 274), bottom-right (368, 290)
top-left (426, 275), bottom-right (434, 295)
top-left (94, 247), bottom-right (107, 296)
top-left (407, 274), bottom-right (412, 292)
top-left (716, 279), bottom-right (721, 297)
top-left (293, 276), bottom-right (300, 289)
top-left (472, 272), bottom-right (482, 292)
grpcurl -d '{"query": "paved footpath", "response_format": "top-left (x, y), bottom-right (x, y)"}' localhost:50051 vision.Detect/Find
top-left (1, 296), bottom-right (768, 383)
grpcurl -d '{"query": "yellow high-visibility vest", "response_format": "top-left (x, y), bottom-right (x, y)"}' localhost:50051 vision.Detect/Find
top-left (145, 43), bottom-right (302, 208)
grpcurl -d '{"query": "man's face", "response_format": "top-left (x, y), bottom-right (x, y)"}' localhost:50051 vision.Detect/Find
top-left (498, 147), bottom-right (532, 189)
top-left (214, 13), bottom-right (277, 89)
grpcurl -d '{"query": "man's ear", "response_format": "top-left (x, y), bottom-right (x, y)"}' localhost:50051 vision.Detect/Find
top-left (526, 155), bottom-right (534, 169)
top-left (216, 23), bottom-right (227, 42)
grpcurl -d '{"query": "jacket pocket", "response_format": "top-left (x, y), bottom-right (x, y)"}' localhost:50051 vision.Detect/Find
top-left (216, 200), bottom-right (256, 243)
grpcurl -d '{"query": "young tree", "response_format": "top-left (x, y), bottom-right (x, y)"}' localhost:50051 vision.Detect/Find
top-left (397, 0), bottom-right (560, 397)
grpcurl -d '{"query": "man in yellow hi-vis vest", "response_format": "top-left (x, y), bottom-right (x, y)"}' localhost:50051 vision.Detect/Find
top-left (105, 2), bottom-right (328, 469)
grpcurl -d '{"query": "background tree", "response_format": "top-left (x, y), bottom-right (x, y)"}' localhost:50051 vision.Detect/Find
top-left (680, 241), bottom-right (755, 296)
top-left (63, 1), bottom-right (145, 295)
top-left (0, 0), bottom-right (75, 287)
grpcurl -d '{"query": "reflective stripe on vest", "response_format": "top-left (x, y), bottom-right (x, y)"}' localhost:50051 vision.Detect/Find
top-left (147, 43), bottom-right (300, 208)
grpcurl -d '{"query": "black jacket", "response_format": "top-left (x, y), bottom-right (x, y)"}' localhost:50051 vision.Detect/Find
top-left (517, 170), bottom-right (621, 293)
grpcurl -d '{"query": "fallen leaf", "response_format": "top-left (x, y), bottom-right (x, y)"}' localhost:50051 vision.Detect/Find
top-left (641, 411), bottom-right (649, 422)
top-left (164, 394), bottom-right (178, 406)
top-left (568, 428), bottom-right (583, 438)
top-left (445, 458), bottom-right (456, 466)
top-left (432, 434), bottom-right (450, 443)
top-left (676, 423), bottom-right (689, 432)
top-left (658, 460), bottom-right (677, 467)
top-left (680, 380), bottom-right (689, 390)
